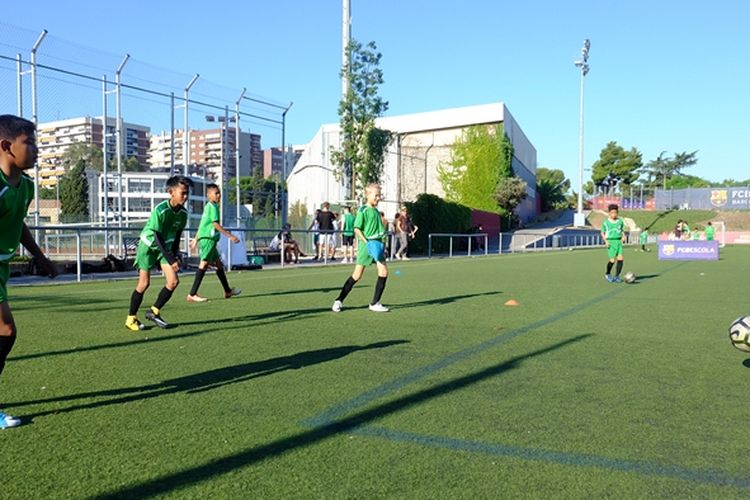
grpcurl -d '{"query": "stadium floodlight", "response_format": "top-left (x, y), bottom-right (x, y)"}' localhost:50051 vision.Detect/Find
top-left (183, 74), bottom-right (200, 176)
top-left (573, 39), bottom-right (591, 228)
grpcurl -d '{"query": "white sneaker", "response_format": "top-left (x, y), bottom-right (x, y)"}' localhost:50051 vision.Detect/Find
top-left (0, 411), bottom-right (21, 429)
top-left (332, 300), bottom-right (343, 312)
top-left (368, 302), bottom-right (390, 313)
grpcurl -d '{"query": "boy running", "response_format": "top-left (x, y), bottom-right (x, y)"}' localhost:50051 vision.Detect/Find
top-left (0, 115), bottom-right (57, 429)
top-left (332, 183), bottom-right (389, 313)
top-left (125, 175), bottom-right (192, 331)
top-left (601, 203), bottom-right (626, 283)
top-left (187, 183), bottom-right (241, 302)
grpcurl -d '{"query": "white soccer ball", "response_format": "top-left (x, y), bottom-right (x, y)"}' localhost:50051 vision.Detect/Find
top-left (623, 271), bottom-right (636, 284)
top-left (729, 316), bottom-right (750, 353)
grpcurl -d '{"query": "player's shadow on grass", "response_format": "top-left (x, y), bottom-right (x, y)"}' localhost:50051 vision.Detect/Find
top-left (10, 340), bottom-right (410, 420)
top-left (9, 291), bottom-right (500, 363)
top-left (633, 274), bottom-right (659, 281)
top-left (249, 286), bottom-right (342, 298)
top-left (10, 293), bottom-right (118, 310)
top-left (93, 333), bottom-right (592, 499)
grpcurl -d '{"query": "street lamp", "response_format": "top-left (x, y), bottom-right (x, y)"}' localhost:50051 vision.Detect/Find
top-left (573, 38), bottom-right (590, 228)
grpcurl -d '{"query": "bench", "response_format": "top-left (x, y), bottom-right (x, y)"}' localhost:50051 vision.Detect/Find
top-left (251, 236), bottom-right (281, 263)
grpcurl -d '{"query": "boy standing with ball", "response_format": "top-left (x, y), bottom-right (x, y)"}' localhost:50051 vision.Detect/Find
top-left (332, 183), bottom-right (389, 313)
top-left (601, 203), bottom-right (626, 283)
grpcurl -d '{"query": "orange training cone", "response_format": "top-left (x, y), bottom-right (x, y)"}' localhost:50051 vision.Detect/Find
top-left (504, 299), bottom-right (519, 306)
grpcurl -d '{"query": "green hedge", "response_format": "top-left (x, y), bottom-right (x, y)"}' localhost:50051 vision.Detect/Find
top-left (405, 194), bottom-right (472, 254)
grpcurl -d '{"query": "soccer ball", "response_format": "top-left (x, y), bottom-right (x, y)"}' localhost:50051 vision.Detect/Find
top-left (623, 272), bottom-right (636, 283)
top-left (729, 316), bottom-right (750, 352)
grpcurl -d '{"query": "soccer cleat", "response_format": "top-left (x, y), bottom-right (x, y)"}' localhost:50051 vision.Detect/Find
top-left (125, 315), bottom-right (145, 331)
top-left (605, 275), bottom-right (614, 283)
top-left (186, 294), bottom-right (208, 303)
top-left (332, 300), bottom-right (343, 312)
top-left (145, 307), bottom-right (170, 329)
top-left (224, 288), bottom-right (242, 299)
top-left (369, 302), bottom-right (390, 313)
top-left (613, 276), bottom-right (623, 283)
top-left (0, 411), bottom-right (21, 429)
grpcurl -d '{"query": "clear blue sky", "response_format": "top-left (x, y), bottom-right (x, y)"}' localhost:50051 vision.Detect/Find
top-left (1, 0), bottom-right (748, 186)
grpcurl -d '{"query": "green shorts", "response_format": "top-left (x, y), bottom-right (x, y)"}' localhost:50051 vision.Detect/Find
top-left (356, 239), bottom-right (386, 267)
top-left (197, 238), bottom-right (220, 262)
top-left (134, 242), bottom-right (170, 271)
top-left (0, 261), bottom-right (9, 303)
top-left (607, 240), bottom-right (624, 259)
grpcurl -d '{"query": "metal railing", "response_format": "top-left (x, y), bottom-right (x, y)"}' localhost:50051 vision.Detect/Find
top-left (427, 233), bottom-right (489, 258)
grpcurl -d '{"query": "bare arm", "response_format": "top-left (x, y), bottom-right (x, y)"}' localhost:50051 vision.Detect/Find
top-left (354, 228), bottom-right (367, 244)
top-left (212, 221), bottom-right (239, 243)
top-left (20, 224), bottom-right (58, 277)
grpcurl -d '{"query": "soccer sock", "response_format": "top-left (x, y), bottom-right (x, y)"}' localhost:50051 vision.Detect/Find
top-left (153, 286), bottom-right (174, 311)
top-left (216, 268), bottom-right (231, 293)
top-left (336, 277), bottom-right (357, 302)
top-left (0, 335), bottom-right (16, 376)
top-left (129, 290), bottom-right (144, 316)
top-left (615, 260), bottom-right (623, 276)
top-left (190, 268), bottom-right (206, 296)
top-left (372, 276), bottom-right (388, 305)
top-left (606, 262), bottom-right (614, 275)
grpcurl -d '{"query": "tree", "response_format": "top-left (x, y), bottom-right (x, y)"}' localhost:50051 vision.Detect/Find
top-left (536, 167), bottom-right (570, 212)
top-left (331, 39), bottom-right (390, 200)
top-left (58, 159), bottom-right (89, 222)
top-left (227, 174), bottom-right (286, 219)
top-left (665, 174), bottom-right (710, 189)
top-left (62, 143), bottom-right (103, 171)
top-left (642, 150), bottom-right (698, 188)
top-left (438, 125), bottom-right (514, 213)
top-left (591, 141), bottom-right (642, 194)
top-left (494, 176), bottom-right (527, 228)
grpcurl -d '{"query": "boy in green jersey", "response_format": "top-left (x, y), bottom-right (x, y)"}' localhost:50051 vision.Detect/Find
top-left (332, 183), bottom-right (389, 313)
top-left (186, 184), bottom-right (241, 302)
top-left (0, 115), bottom-right (57, 429)
top-left (600, 203), bottom-right (626, 283)
top-left (639, 228), bottom-right (650, 252)
top-left (705, 221), bottom-right (715, 241)
top-left (341, 205), bottom-right (355, 263)
top-left (125, 175), bottom-right (192, 331)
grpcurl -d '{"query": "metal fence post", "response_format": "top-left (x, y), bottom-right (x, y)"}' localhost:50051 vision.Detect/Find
top-left (75, 230), bottom-right (81, 282)
top-left (428, 234), bottom-right (432, 258)
top-left (449, 236), bottom-right (453, 258)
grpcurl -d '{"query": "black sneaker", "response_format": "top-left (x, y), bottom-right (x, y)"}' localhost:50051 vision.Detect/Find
top-left (145, 309), bottom-right (170, 328)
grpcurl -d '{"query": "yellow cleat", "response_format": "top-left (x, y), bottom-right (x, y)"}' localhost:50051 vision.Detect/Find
top-left (125, 315), bottom-right (145, 331)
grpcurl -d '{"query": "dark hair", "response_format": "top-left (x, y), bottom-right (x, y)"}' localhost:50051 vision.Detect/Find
top-left (0, 115), bottom-right (35, 141)
top-left (166, 175), bottom-right (193, 192)
top-left (607, 204), bottom-right (619, 211)
top-left (206, 183), bottom-right (219, 192)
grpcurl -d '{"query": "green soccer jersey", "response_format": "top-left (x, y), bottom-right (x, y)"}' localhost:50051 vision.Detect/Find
top-left (601, 218), bottom-right (625, 240)
top-left (139, 200), bottom-right (188, 251)
top-left (0, 171), bottom-right (34, 261)
top-left (639, 230), bottom-right (649, 244)
top-left (342, 212), bottom-right (355, 236)
top-left (354, 205), bottom-right (384, 240)
top-left (705, 226), bottom-right (715, 241)
top-left (196, 201), bottom-right (220, 241)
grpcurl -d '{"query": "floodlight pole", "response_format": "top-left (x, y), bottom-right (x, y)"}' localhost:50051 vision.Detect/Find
top-left (102, 75), bottom-right (110, 251)
top-left (235, 88), bottom-right (246, 228)
top-left (183, 74), bottom-right (199, 176)
top-left (16, 54), bottom-right (23, 116)
top-left (115, 54), bottom-right (130, 231)
top-left (30, 29), bottom-right (47, 233)
top-left (281, 101), bottom-right (293, 225)
top-left (573, 39), bottom-right (590, 228)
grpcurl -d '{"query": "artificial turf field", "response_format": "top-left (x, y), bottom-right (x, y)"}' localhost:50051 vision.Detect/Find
top-left (2, 246), bottom-right (750, 499)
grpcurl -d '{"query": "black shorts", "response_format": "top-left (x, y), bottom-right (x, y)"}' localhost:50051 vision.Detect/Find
top-left (343, 235), bottom-right (354, 246)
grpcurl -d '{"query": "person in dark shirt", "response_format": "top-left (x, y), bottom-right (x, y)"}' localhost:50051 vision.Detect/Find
top-left (316, 202), bottom-right (337, 260)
